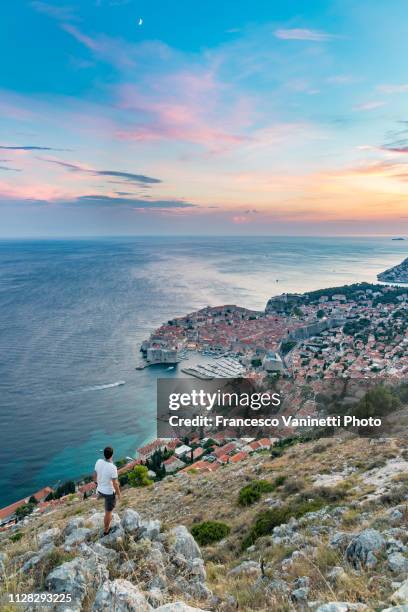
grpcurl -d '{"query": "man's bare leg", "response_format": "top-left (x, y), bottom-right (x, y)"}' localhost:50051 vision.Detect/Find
top-left (104, 510), bottom-right (112, 534)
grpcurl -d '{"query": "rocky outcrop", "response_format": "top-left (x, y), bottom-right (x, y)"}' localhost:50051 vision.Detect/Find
top-left (345, 528), bottom-right (385, 568)
top-left (6, 508), bottom-right (213, 611)
top-left (45, 557), bottom-right (108, 609)
top-left (92, 579), bottom-right (152, 611)
top-left (169, 525), bottom-right (202, 561)
top-left (378, 257), bottom-right (408, 283)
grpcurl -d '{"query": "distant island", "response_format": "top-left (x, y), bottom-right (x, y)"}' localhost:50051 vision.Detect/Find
top-left (392, 237), bottom-right (405, 241)
top-left (378, 256), bottom-right (408, 283)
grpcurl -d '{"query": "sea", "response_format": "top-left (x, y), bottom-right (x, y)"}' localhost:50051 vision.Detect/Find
top-left (0, 236), bottom-right (406, 507)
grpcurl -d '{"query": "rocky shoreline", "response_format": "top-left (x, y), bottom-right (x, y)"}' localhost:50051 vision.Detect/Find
top-left (378, 257), bottom-right (408, 283)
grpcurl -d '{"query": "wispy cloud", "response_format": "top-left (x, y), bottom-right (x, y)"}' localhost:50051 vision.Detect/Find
top-left (327, 74), bottom-right (357, 85)
top-left (31, 1), bottom-right (77, 21)
top-left (377, 83), bottom-right (408, 94)
top-left (274, 28), bottom-right (335, 42)
top-left (0, 145), bottom-right (64, 151)
top-left (40, 158), bottom-right (161, 185)
top-left (352, 101), bottom-right (386, 111)
top-left (74, 195), bottom-right (195, 208)
top-left (0, 166), bottom-right (22, 172)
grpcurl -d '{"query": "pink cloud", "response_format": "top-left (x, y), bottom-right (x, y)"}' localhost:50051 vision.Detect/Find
top-left (114, 78), bottom-right (251, 151)
top-left (232, 215), bottom-right (250, 224)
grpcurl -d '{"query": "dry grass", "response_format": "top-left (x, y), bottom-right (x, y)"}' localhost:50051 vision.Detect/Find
top-left (1, 434), bottom-right (407, 610)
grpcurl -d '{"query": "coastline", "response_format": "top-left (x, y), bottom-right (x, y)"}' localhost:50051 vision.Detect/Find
top-left (1, 236), bottom-right (408, 510)
top-left (3, 277), bottom-right (408, 522)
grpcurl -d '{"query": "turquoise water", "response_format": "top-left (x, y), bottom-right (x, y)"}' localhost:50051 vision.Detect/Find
top-left (0, 236), bottom-right (406, 506)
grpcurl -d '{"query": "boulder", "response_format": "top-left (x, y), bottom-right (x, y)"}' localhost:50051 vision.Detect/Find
top-left (228, 561), bottom-right (261, 578)
top-left (315, 604), bottom-right (369, 612)
top-left (327, 567), bottom-right (347, 583)
top-left (388, 552), bottom-right (408, 574)
top-left (329, 532), bottom-right (354, 552)
top-left (345, 529), bottom-right (385, 568)
top-left (386, 507), bottom-right (406, 525)
top-left (294, 576), bottom-right (310, 589)
top-left (92, 579), bottom-right (152, 611)
top-left (0, 552), bottom-right (6, 575)
top-left (169, 526), bottom-right (202, 561)
top-left (121, 508), bottom-right (141, 534)
top-left (79, 542), bottom-right (119, 564)
top-left (155, 604), bottom-right (205, 612)
top-left (45, 557), bottom-right (108, 607)
top-left (64, 517), bottom-right (85, 537)
top-left (387, 539), bottom-right (407, 554)
top-left (139, 519), bottom-right (161, 541)
top-left (146, 587), bottom-right (165, 607)
top-left (37, 527), bottom-right (61, 548)
top-left (291, 587), bottom-right (309, 602)
top-left (64, 528), bottom-right (92, 551)
top-left (88, 512), bottom-right (121, 531)
top-left (99, 525), bottom-right (125, 547)
top-left (188, 558), bottom-right (206, 582)
top-left (391, 579), bottom-right (408, 604)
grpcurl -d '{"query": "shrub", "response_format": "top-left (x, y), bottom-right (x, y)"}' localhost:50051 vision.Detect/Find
top-left (128, 465), bottom-right (153, 487)
top-left (273, 475), bottom-right (287, 487)
top-left (238, 480), bottom-right (274, 506)
top-left (191, 521), bottom-right (230, 546)
top-left (15, 503), bottom-right (35, 520)
top-left (242, 498), bottom-right (325, 549)
top-left (119, 473), bottom-right (129, 487)
top-left (9, 531), bottom-right (23, 542)
top-left (283, 479), bottom-right (304, 495)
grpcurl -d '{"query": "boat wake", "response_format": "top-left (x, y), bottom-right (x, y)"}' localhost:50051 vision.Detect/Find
top-left (84, 381), bottom-right (126, 392)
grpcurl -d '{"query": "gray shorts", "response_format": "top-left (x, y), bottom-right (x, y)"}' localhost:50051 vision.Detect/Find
top-left (98, 491), bottom-right (116, 512)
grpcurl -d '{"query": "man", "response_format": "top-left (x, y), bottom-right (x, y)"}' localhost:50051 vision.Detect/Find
top-left (94, 446), bottom-right (121, 535)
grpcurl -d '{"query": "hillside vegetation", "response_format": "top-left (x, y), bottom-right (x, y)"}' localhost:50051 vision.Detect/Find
top-left (1, 432), bottom-right (408, 611)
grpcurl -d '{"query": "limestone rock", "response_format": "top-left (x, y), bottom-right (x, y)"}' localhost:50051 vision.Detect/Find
top-left (99, 524), bottom-right (125, 547)
top-left (139, 519), bottom-right (161, 541)
top-left (92, 579), bottom-right (152, 611)
top-left (64, 527), bottom-right (92, 551)
top-left (345, 529), bottom-right (385, 568)
top-left (155, 604), bottom-right (206, 612)
top-left (45, 557), bottom-right (108, 607)
top-left (64, 517), bottom-right (85, 537)
top-left (228, 560), bottom-right (261, 578)
top-left (121, 508), bottom-right (141, 534)
top-left (315, 603), bottom-right (369, 611)
top-left (388, 552), bottom-right (408, 574)
top-left (391, 579), bottom-right (408, 604)
top-left (169, 526), bottom-right (202, 561)
top-left (37, 527), bottom-right (61, 548)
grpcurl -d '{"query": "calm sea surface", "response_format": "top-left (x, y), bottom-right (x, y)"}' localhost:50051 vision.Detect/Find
top-left (0, 236), bottom-right (406, 506)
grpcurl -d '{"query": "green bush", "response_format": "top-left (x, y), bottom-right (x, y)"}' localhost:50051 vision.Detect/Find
top-left (238, 480), bottom-right (274, 506)
top-left (242, 498), bottom-right (325, 549)
top-left (9, 531), bottom-right (23, 542)
top-left (191, 520), bottom-right (230, 546)
top-left (273, 475), bottom-right (287, 487)
top-left (15, 503), bottom-right (35, 520)
top-left (128, 465), bottom-right (153, 487)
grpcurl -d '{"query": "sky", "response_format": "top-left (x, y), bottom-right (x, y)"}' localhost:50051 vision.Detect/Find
top-left (1, 0), bottom-right (408, 236)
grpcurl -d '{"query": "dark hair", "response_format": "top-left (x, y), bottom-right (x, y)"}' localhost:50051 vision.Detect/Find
top-left (104, 446), bottom-right (114, 460)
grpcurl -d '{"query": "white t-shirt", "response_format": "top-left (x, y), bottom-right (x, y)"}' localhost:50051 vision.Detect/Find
top-left (95, 458), bottom-right (118, 495)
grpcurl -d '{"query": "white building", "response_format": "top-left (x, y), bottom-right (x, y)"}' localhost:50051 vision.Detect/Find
top-left (262, 351), bottom-right (283, 372)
